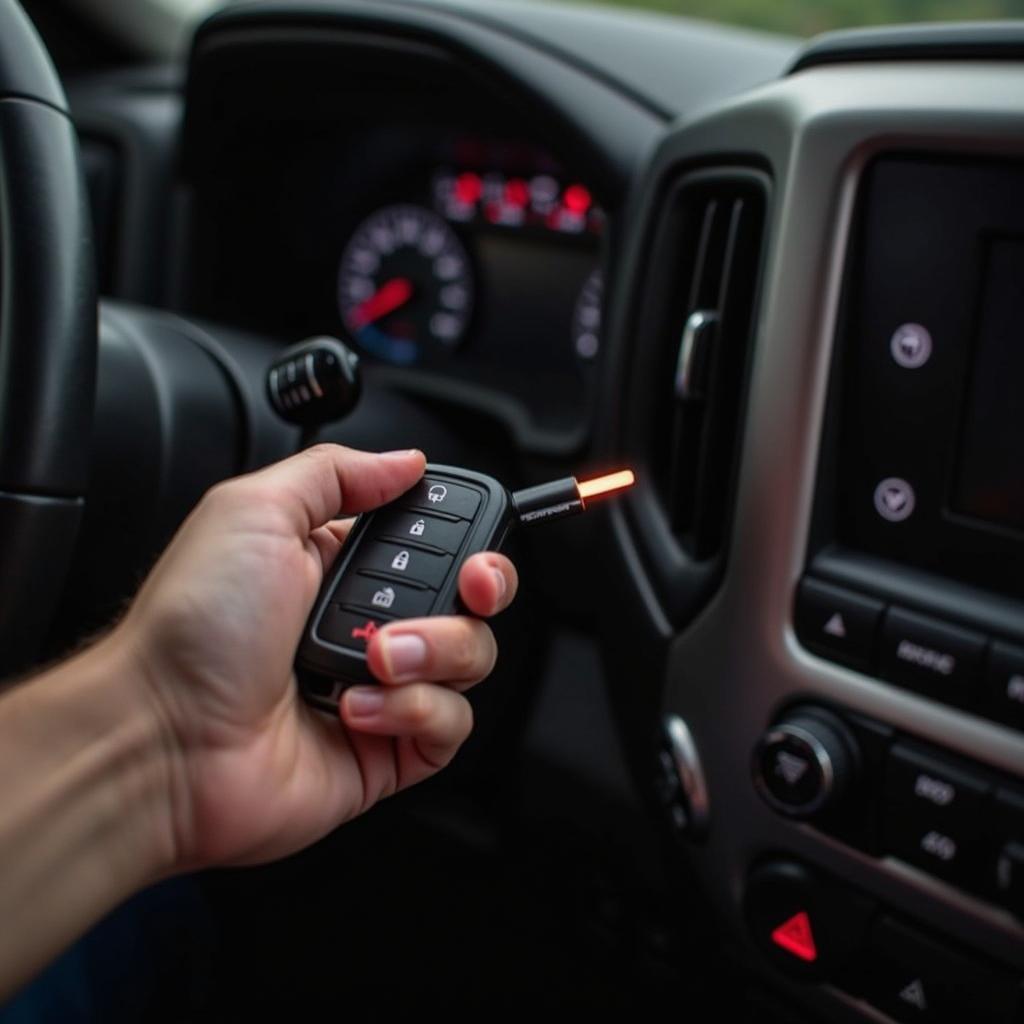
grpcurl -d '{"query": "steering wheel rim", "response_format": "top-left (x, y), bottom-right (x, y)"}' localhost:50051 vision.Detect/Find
top-left (0, 0), bottom-right (96, 673)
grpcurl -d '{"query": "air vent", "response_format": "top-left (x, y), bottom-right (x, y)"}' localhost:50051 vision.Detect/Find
top-left (624, 168), bottom-right (768, 622)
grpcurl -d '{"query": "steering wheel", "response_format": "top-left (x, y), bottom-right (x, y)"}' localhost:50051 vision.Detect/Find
top-left (0, 0), bottom-right (96, 674)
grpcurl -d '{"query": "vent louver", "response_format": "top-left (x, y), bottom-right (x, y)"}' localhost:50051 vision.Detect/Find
top-left (624, 168), bottom-right (768, 622)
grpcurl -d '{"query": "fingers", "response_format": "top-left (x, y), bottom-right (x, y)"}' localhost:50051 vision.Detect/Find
top-left (366, 617), bottom-right (498, 690)
top-left (457, 552), bottom-right (518, 617)
top-left (340, 684), bottom-right (472, 760)
top-left (308, 517), bottom-right (355, 573)
top-left (219, 445), bottom-right (426, 534)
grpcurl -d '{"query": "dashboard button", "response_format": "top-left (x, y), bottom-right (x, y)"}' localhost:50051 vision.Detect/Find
top-left (886, 743), bottom-right (990, 819)
top-left (373, 510), bottom-right (470, 555)
top-left (993, 788), bottom-right (1024, 918)
top-left (754, 709), bottom-right (857, 819)
top-left (355, 540), bottom-right (453, 590)
top-left (859, 916), bottom-right (1019, 1024)
top-left (985, 642), bottom-right (1024, 730)
top-left (794, 578), bottom-right (883, 672)
top-left (883, 815), bottom-right (977, 887)
top-left (316, 606), bottom-right (393, 650)
top-left (744, 860), bottom-right (873, 983)
top-left (880, 607), bottom-right (986, 707)
top-left (334, 574), bottom-right (435, 618)
top-left (882, 743), bottom-right (991, 888)
top-left (401, 478), bottom-right (481, 520)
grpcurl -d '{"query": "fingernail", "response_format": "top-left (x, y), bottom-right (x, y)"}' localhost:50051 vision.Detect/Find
top-left (346, 687), bottom-right (384, 717)
top-left (491, 568), bottom-right (507, 602)
top-left (382, 633), bottom-right (427, 681)
top-left (380, 448), bottom-right (423, 459)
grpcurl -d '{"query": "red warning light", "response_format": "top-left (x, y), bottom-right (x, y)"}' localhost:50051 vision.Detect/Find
top-left (454, 172), bottom-right (482, 205)
top-left (563, 183), bottom-right (592, 215)
top-left (770, 911), bottom-right (818, 963)
top-left (504, 177), bottom-right (530, 208)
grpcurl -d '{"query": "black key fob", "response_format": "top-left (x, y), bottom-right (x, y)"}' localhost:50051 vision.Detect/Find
top-left (297, 464), bottom-right (513, 712)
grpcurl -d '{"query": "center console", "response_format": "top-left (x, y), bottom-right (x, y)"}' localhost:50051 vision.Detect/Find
top-left (801, 154), bottom-right (1024, 726)
top-left (605, 48), bottom-right (1024, 1024)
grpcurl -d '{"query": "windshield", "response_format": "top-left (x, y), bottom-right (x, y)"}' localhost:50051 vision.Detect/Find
top-left (162, 0), bottom-right (1024, 36)
top-left (74, 0), bottom-right (1024, 61)
top-left (577, 0), bottom-right (1024, 35)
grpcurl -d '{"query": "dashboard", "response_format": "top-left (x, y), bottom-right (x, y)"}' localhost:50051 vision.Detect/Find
top-left (61, 3), bottom-right (1024, 1021)
top-left (190, 120), bottom-right (604, 431)
top-left (178, 16), bottom-right (621, 449)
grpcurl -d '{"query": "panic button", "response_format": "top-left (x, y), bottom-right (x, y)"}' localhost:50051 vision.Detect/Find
top-left (880, 607), bottom-right (986, 708)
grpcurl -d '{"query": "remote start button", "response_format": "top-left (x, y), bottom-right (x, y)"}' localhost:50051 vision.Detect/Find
top-left (402, 478), bottom-right (481, 520)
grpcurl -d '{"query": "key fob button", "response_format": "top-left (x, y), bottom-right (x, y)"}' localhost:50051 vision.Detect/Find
top-left (374, 510), bottom-right (471, 554)
top-left (402, 478), bottom-right (482, 520)
top-left (334, 574), bottom-right (436, 618)
top-left (357, 540), bottom-right (453, 590)
top-left (316, 606), bottom-right (393, 650)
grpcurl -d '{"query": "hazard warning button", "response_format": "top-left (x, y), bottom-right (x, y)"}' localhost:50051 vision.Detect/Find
top-left (771, 910), bottom-right (817, 963)
top-left (745, 859), bottom-right (874, 982)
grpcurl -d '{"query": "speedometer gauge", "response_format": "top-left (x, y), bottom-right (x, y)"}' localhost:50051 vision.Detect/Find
top-left (337, 204), bottom-right (474, 365)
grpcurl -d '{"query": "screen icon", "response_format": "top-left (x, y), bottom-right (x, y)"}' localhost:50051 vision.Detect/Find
top-left (874, 477), bottom-right (916, 522)
top-left (890, 323), bottom-right (932, 369)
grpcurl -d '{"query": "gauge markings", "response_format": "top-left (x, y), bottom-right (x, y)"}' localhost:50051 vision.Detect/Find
top-left (338, 204), bottom-right (474, 365)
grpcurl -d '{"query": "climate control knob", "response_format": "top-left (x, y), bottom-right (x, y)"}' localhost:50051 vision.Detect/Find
top-left (754, 709), bottom-right (858, 819)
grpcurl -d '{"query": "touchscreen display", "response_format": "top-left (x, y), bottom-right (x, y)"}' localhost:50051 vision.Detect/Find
top-left (953, 236), bottom-right (1024, 533)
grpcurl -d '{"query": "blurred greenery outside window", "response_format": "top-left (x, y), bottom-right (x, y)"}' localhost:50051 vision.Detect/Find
top-left (563, 0), bottom-right (1024, 35)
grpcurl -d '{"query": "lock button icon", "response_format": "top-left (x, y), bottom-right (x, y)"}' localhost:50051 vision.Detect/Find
top-left (391, 550), bottom-right (410, 571)
top-left (409, 519), bottom-right (426, 537)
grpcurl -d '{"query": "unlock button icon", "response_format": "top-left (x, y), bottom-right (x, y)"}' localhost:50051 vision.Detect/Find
top-left (391, 550), bottom-right (410, 572)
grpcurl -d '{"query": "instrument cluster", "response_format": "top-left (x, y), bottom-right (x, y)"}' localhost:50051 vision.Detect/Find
top-left (190, 126), bottom-right (605, 440)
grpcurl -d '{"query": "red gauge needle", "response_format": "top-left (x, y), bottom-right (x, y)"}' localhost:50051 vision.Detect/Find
top-left (350, 277), bottom-right (413, 329)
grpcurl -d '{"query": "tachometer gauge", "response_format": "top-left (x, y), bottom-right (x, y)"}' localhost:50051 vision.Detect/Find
top-left (337, 204), bottom-right (474, 365)
top-left (572, 268), bottom-right (602, 360)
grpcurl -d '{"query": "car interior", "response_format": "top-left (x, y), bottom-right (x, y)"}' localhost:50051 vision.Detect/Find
top-left (1, 0), bottom-right (1023, 1019)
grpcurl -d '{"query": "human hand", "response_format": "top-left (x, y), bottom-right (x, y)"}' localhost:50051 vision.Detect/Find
top-left (114, 445), bottom-right (517, 872)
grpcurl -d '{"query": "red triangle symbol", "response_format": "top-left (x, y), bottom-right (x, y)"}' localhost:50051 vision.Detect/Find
top-left (771, 910), bottom-right (818, 962)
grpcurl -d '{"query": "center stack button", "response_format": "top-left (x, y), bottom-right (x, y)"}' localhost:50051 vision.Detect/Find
top-left (754, 708), bottom-right (858, 819)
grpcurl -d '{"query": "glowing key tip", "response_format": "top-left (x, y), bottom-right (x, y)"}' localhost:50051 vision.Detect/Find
top-left (577, 470), bottom-right (636, 500)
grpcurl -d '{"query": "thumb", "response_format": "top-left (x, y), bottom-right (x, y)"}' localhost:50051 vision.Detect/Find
top-left (239, 445), bottom-right (426, 535)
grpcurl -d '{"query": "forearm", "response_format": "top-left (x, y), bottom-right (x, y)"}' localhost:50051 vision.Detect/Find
top-left (0, 636), bottom-right (174, 1000)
